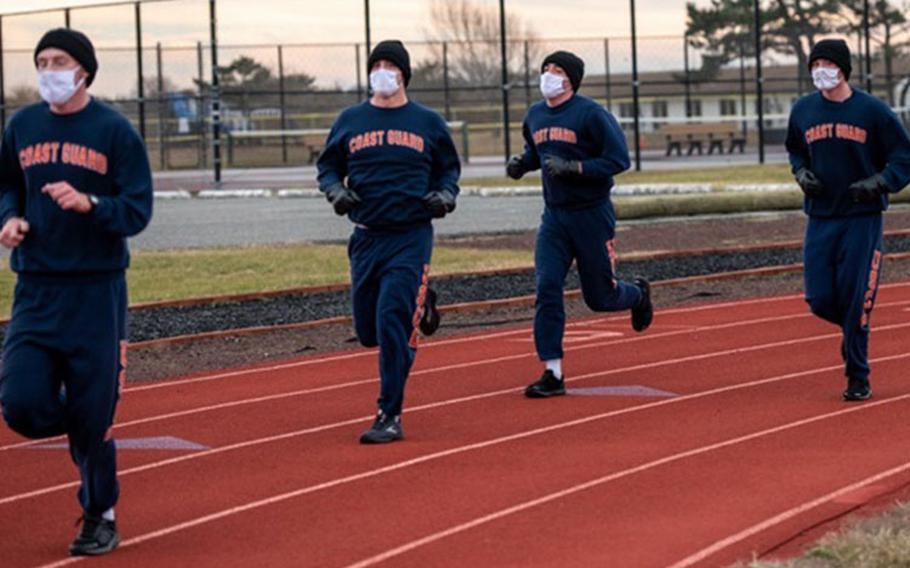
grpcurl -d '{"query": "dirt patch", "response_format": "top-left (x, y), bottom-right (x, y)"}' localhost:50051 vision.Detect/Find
top-left (440, 207), bottom-right (910, 254)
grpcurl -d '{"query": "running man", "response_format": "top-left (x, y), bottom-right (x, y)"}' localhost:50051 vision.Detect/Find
top-left (506, 50), bottom-right (653, 398)
top-left (786, 38), bottom-right (910, 400)
top-left (317, 40), bottom-right (460, 443)
top-left (0, 29), bottom-right (153, 555)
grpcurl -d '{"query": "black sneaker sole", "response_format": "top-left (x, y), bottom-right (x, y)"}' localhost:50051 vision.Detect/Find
top-left (632, 279), bottom-right (653, 333)
top-left (843, 390), bottom-right (872, 401)
top-left (419, 288), bottom-right (440, 336)
top-left (359, 433), bottom-right (404, 444)
top-left (524, 387), bottom-right (567, 399)
top-left (69, 534), bottom-right (120, 556)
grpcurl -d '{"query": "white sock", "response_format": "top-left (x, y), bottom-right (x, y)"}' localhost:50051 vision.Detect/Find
top-left (102, 508), bottom-right (115, 522)
top-left (545, 359), bottom-right (563, 379)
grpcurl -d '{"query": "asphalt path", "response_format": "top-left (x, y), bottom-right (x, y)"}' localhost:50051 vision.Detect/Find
top-left (154, 150), bottom-right (789, 192)
top-left (131, 195), bottom-right (547, 249)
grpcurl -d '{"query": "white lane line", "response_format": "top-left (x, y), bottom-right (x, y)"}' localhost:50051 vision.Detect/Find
top-left (4, 318), bottom-right (910, 502)
top-left (118, 290), bottom-right (819, 394)
top-left (1, 305), bottom-right (839, 453)
top-left (668, 463), bottom-right (910, 567)
top-left (39, 363), bottom-right (910, 568)
top-left (345, 395), bottom-right (910, 568)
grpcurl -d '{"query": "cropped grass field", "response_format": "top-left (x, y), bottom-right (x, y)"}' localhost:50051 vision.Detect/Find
top-left (470, 163), bottom-right (797, 188)
top-left (0, 245), bottom-right (534, 318)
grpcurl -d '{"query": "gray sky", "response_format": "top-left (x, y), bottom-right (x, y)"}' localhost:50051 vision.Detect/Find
top-left (0, 0), bottom-right (708, 97)
top-left (0, 0), bottom-right (704, 47)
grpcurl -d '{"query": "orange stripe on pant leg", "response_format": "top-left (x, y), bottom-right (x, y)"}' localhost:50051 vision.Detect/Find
top-left (860, 250), bottom-right (883, 328)
top-left (409, 265), bottom-right (430, 349)
top-left (606, 239), bottom-right (618, 288)
top-left (105, 340), bottom-right (128, 442)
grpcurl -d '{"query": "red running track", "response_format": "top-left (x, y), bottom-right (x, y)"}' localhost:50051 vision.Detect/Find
top-left (3, 284), bottom-right (910, 567)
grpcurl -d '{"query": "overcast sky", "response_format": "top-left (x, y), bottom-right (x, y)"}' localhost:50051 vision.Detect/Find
top-left (0, 0), bottom-right (712, 96)
top-left (0, 0), bottom-right (706, 48)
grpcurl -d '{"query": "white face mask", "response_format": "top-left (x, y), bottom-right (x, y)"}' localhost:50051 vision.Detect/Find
top-left (539, 72), bottom-right (567, 100)
top-left (38, 68), bottom-right (84, 105)
top-left (369, 69), bottom-right (400, 97)
top-left (812, 66), bottom-right (842, 91)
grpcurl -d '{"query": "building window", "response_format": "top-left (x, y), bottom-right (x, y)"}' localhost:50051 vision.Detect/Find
top-left (619, 102), bottom-right (636, 118)
top-left (686, 99), bottom-right (702, 117)
top-left (652, 100), bottom-right (668, 118)
top-left (720, 99), bottom-right (737, 116)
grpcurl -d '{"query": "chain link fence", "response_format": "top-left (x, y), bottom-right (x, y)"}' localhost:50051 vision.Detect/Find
top-left (2, 0), bottom-right (909, 176)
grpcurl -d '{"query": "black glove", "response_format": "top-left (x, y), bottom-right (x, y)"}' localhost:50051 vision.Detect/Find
top-left (543, 155), bottom-right (582, 178)
top-left (423, 189), bottom-right (457, 218)
top-left (848, 173), bottom-right (891, 204)
top-left (324, 182), bottom-right (361, 216)
top-left (794, 168), bottom-right (825, 198)
top-left (506, 155), bottom-right (527, 180)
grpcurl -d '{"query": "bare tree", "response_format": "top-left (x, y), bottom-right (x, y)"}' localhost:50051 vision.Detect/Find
top-left (423, 0), bottom-right (541, 87)
top-left (838, 0), bottom-right (910, 104)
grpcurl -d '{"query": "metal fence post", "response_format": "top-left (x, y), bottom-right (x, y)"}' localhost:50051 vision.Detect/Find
top-left (630, 0), bottom-right (642, 171)
top-left (197, 41), bottom-right (206, 168)
top-left (156, 42), bottom-right (166, 170)
top-left (278, 44), bottom-right (287, 163)
top-left (135, 2), bottom-right (146, 140)
top-left (604, 38), bottom-right (612, 111)
top-left (739, 36), bottom-right (747, 136)
top-left (442, 41), bottom-right (452, 120)
top-left (683, 32), bottom-right (692, 117)
top-left (523, 39), bottom-right (531, 109)
top-left (355, 43), bottom-right (364, 101)
top-left (754, 0), bottom-right (765, 164)
top-left (210, 0), bottom-right (222, 185)
top-left (863, 0), bottom-right (873, 93)
top-left (364, 0), bottom-right (371, 56)
top-left (498, 0), bottom-right (511, 162)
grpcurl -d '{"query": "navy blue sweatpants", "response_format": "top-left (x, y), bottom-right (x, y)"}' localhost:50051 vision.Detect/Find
top-left (535, 202), bottom-right (643, 361)
top-left (804, 214), bottom-right (884, 382)
top-left (349, 224), bottom-right (433, 417)
top-left (0, 273), bottom-right (127, 516)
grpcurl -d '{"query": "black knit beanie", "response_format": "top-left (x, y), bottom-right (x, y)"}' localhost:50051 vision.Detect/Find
top-left (367, 40), bottom-right (411, 87)
top-left (541, 51), bottom-right (584, 93)
top-left (34, 28), bottom-right (98, 87)
top-left (808, 39), bottom-right (852, 81)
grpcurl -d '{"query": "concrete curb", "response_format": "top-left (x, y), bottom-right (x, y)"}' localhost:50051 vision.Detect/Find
top-left (152, 183), bottom-right (789, 200)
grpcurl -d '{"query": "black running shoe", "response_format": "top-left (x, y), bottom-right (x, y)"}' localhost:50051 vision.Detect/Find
top-left (419, 287), bottom-right (441, 336)
top-left (69, 514), bottom-right (120, 556)
top-left (359, 412), bottom-right (404, 444)
top-left (631, 278), bottom-right (653, 332)
top-left (524, 370), bottom-right (566, 398)
top-left (843, 378), bottom-right (872, 401)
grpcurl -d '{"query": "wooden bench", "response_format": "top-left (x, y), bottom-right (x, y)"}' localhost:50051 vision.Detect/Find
top-left (226, 128), bottom-right (328, 165)
top-left (660, 122), bottom-right (746, 157)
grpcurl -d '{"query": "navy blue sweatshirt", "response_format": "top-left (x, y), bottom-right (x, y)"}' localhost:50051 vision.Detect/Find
top-left (0, 99), bottom-right (153, 275)
top-left (316, 100), bottom-right (461, 230)
top-left (518, 94), bottom-right (630, 209)
top-left (786, 89), bottom-right (910, 218)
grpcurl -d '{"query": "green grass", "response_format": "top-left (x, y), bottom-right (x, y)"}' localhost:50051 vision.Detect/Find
top-left (735, 501), bottom-right (910, 568)
top-left (0, 244), bottom-right (533, 318)
top-left (468, 164), bottom-right (795, 188)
